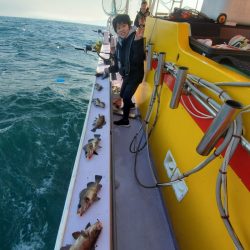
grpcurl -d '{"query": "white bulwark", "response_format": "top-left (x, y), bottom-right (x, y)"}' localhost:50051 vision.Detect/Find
top-left (54, 44), bottom-right (112, 250)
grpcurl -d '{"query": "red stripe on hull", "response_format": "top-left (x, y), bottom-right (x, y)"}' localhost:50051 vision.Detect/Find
top-left (163, 73), bottom-right (250, 191)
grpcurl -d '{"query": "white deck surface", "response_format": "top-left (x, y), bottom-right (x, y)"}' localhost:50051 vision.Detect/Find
top-left (54, 44), bottom-right (112, 250)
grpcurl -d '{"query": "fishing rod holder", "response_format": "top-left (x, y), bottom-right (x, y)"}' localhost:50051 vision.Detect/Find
top-left (169, 66), bottom-right (188, 109)
top-left (196, 99), bottom-right (243, 156)
top-left (103, 31), bottom-right (109, 45)
top-left (154, 52), bottom-right (166, 86)
top-left (146, 43), bottom-right (154, 71)
top-left (110, 35), bottom-right (117, 55)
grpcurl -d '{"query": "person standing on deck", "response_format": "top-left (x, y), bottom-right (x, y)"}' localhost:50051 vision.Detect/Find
top-left (106, 14), bottom-right (145, 127)
top-left (134, 1), bottom-right (150, 28)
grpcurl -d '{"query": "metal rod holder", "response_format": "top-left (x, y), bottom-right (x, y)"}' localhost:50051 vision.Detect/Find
top-left (196, 100), bottom-right (243, 156)
top-left (146, 43), bottom-right (153, 71)
top-left (154, 52), bottom-right (166, 86)
top-left (170, 66), bottom-right (188, 109)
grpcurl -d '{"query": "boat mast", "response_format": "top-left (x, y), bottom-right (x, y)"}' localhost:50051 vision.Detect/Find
top-left (124, 0), bottom-right (129, 14)
top-left (149, 0), bottom-right (157, 14)
top-left (112, 0), bottom-right (117, 15)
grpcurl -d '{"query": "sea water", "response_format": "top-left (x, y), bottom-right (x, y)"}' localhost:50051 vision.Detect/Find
top-left (0, 16), bottom-right (102, 249)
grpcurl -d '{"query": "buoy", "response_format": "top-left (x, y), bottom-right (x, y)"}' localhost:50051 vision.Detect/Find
top-left (56, 78), bottom-right (65, 83)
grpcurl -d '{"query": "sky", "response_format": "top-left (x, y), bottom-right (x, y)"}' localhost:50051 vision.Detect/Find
top-left (0, 0), bottom-right (203, 25)
top-left (0, 0), bottom-right (110, 25)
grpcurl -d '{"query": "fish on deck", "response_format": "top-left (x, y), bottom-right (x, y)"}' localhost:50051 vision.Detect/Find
top-left (91, 114), bottom-right (106, 132)
top-left (92, 98), bottom-right (105, 108)
top-left (95, 83), bottom-right (103, 91)
top-left (60, 220), bottom-right (102, 250)
top-left (83, 134), bottom-right (101, 159)
top-left (77, 175), bottom-right (102, 216)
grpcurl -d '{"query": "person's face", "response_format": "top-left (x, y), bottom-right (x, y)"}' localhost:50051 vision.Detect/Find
top-left (116, 23), bottom-right (130, 39)
top-left (140, 3), bottom-right (147, 13)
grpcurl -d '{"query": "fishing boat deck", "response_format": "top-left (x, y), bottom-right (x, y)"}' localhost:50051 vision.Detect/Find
top-left (55, 42), bottom-right (177, 250)
top-left (112, 111), bottom-right (178, 250)
top-left (111, 67), bottom-right (177, 249)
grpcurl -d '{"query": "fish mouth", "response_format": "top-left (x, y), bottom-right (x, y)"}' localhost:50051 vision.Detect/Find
top-left (96, 222), bottom-right (103, 230)
top-left (87, 150), bottom-right (94, 159)
top-left (77, 205), bottom-right (90, 216)
top-left (77, 207), bottom-right (85, 216)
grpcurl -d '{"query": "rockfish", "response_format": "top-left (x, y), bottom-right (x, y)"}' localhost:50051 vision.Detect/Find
top-left (83, 134), bottom-right (101, 159)
top-left (92, 98), bottom-right (105, 108)
top-left (91, 114), bottom-right (106, 132)
top-left (112, 85), bottom-right (121, 95)
top-left (60, 220), bottom-right (102, 250)
top-left (95, 83), bottom-right (103, 91)
top-left (77, 175), bottom-right (102, 216)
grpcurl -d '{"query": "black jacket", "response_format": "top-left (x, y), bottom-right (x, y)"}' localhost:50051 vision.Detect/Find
top-left (109, 30), bottom-right (145, 82)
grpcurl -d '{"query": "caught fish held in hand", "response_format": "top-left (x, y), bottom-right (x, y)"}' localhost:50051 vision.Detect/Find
top-left (83, 134), bottom-right (101, 159)
top-left (112, 85), bottom-right (121, 95)
top-left (92, 98), bottom-right (105, 108)
top-left (60, 220), bottom-right (103, 250)
top-left (77, 175), bottom-right (102, 216)
top-left (91, 114), bottom-right (106, 132)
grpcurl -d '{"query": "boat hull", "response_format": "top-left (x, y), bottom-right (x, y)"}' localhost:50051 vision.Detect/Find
top-left (136, 17), bottom-right (250, 250)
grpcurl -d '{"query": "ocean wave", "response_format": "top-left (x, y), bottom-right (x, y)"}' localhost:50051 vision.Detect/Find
top-left (12, 223), bottom-right (48, 250)
top-left (0, 16), bottom-right (99, 250)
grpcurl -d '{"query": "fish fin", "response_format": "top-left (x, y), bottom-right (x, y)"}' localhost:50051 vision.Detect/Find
top-left (94, 134), bottom-right (101, 138)
top-left (93, 151), bottom-right (98, 155)
top-left (87, 181), bottom-right (95, 187)
top-left (88, 138), bottom-right (93, 142)
top-left (77, 203), bottom-right (81, 209)
top-left (95, 175), bottom-right (102, 183)
top-left (60, 245), bottom-right (72, 250)
top-left (81, 230), bottom-right (88, 238)
top-left (72, 231), bottom-right (81, 239)
top-left (85, 222), bottom-right (91, 230)
top-left (91, 128), bottom-right (96, 132)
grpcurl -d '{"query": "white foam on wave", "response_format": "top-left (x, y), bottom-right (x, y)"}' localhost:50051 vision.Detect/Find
top-left (12, 223), bottom-right (48, 250)
top-left (0, 124), bottom-right (13, 134)
top-left (35, 175), bottom-right (54, 195)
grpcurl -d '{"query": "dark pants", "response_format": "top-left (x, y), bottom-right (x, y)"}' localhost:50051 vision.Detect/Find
top-left (120, 76), bottom-right (142, 121)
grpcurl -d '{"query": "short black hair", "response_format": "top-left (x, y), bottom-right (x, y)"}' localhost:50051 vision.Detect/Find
top-left (112, 14), bottom-right (131, 33)
top-left (141, 1), bottom-right (148, 5)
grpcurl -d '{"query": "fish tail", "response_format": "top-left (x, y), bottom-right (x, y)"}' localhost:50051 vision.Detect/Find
top-left (95, 175), bottom-right (102, 183)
